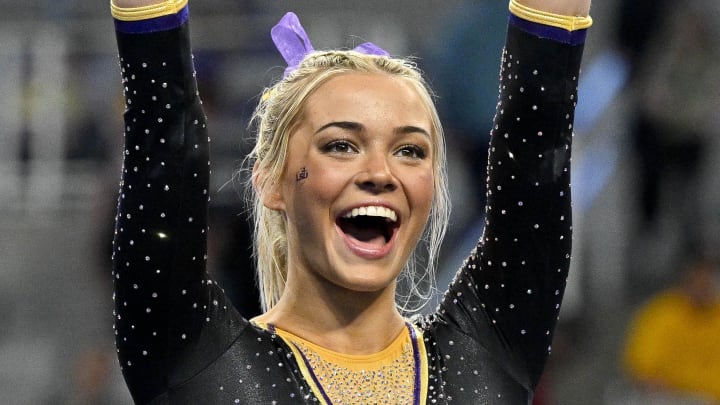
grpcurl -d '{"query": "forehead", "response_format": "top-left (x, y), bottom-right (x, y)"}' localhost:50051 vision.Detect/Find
top-left (300, 73), bottom-right (433, 131)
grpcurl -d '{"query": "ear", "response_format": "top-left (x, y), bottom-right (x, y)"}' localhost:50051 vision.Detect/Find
top-left (253, 161), bottom-right (286, 211)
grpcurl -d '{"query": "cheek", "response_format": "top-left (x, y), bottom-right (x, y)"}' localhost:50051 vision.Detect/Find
top-left (286, 160), bottom-right (347, 207)
top-left (405, 169), bottom-right (434, 214)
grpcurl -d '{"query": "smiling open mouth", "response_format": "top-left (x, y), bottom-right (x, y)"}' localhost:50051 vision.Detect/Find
top-left (337, 206), bottom-right (399, 247)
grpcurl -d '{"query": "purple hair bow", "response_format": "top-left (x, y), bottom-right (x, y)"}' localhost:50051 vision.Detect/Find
top-left (271, 12), bottom-right (390, 78)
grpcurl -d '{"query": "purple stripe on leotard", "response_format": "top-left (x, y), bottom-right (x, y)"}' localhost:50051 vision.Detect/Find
top-left (293, 344), bottom-right (335, 404)
top-left (407, 322), bottom-right (422, 405)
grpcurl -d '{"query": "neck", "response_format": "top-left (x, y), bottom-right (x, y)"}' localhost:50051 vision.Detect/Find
top-left (254, 275), bottom-right (406, 355)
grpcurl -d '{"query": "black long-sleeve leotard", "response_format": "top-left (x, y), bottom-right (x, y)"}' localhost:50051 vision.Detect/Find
top-left (112, 7), bottom-right (584, 404)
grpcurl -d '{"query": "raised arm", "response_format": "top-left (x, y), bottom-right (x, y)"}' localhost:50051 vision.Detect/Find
top-left (111, 1), bottom-right (244, 402)
top-left (435, 0), bottom-right (590, 391)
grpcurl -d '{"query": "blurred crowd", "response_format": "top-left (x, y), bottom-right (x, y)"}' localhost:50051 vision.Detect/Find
top-left (1, 0), bottom-right (719, 403)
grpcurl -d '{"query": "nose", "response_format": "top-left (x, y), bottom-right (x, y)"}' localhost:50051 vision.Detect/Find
top-left (355, 153), bottom-right (398, 193)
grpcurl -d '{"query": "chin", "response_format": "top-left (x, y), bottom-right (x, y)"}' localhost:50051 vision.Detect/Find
top-left (332, 268), bottom-right (399, 296)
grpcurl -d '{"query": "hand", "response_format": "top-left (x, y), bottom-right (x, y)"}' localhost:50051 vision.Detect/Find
top-left (516, 0), bottom-right (591, 16)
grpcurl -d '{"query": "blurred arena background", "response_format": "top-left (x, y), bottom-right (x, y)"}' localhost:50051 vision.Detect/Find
top-left (1, 0), bottom-right (719, 403)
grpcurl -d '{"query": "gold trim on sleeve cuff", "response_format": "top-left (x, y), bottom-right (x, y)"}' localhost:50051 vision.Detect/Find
top-left (509, 0), bottom-right (593, 31)
top-left (111, 0), bottom-right (188, 21)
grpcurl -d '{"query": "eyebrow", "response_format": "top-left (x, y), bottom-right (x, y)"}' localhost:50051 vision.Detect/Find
top-left (315, 121), bottom-right (431, 138)
top-left (315, 121), bottom-right (362, 134)
top-left (397, 125), bottom-right (431, 138)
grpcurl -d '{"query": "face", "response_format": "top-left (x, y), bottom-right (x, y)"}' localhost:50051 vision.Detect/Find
top-left (265, 73), bottom-right (435, 295)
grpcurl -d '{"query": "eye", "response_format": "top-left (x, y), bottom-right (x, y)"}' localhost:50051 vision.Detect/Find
top-left (321, 140), bottom-right (358, 154)
top-left (394, 144), bottom-right (427, 159)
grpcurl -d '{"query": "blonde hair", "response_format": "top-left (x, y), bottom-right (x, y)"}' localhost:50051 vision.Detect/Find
top-left (248, 50), bottom-right (450, 313)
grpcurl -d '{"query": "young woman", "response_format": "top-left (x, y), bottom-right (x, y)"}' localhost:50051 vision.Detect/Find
top-left (111, 0), bottom-right (591, 403)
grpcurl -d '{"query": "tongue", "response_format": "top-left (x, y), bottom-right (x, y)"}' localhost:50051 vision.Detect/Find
top-left (340, 219), bottom-right (387, 247)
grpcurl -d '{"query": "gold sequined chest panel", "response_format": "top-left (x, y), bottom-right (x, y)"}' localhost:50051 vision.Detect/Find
top-left (274, 325), bottom-right (425, 405)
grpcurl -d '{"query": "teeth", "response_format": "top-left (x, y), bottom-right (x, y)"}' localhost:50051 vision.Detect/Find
top-left (343, 206), bottom-right (397, 222)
